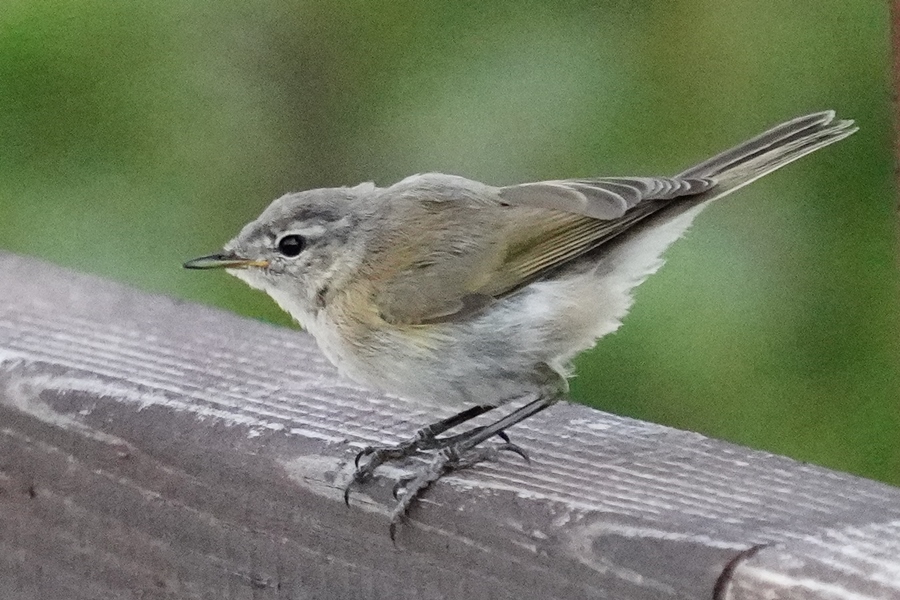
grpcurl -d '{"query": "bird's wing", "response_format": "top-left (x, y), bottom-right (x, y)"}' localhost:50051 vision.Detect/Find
top-left (372, 175), bottom-right (714, 325)
top-left (498, 176), bottom-right (713, 218)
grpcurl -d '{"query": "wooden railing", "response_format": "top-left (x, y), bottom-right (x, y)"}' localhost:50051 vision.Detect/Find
top-left (1, 251), bottom-right (898, 600)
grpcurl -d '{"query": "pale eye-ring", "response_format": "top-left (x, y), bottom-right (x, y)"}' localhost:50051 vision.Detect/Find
top-left (276, 234), bottom-right (305, 257)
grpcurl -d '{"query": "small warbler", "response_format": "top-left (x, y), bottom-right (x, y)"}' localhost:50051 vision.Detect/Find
top-left (185, 111), bottom-right (855, 538)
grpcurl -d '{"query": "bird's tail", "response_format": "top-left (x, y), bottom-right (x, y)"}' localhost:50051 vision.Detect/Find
top-left (588, 111), bottom-right (856, 292)
top-left (678, 111), bottom-right (857, 202)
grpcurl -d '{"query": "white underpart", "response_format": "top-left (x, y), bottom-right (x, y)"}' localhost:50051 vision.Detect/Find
top-left (501, 205), bottom-right (707, 373)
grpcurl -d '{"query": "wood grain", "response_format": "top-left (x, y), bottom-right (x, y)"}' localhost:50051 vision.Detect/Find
top-left (0, 251), bottom-right (898, 600)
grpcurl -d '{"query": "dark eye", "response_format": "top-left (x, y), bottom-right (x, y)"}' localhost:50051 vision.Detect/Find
top-left (277, 234), bottom-right (305, 257)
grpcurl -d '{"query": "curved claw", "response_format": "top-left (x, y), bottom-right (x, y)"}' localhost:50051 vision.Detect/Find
top-left (497, 442), bottom-right (531, 464)
top-left (497, 430), bottom-right (511, 443)
top-left (343, 483), bottom-right (353, 506)
top-left (392, 476), bottom-right (415, 500)
top-left (389, 520), bottom-right (399, 543)
top-left (354, 447), bottom-right (375, 469)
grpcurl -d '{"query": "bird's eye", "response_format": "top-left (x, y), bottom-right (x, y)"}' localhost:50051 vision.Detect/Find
top-left (277, 234), bottom-right (305, 257)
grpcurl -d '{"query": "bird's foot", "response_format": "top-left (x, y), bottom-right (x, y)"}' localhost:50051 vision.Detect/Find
top-left (344, 439), bottom-right (421, 505)
top-left (388, 441), bottom-right (529, 541)
top-left (344, 426), bottom-right (512, 505)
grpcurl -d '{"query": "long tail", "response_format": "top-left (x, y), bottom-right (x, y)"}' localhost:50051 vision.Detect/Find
top-left (589, 111), bottom-right (856, 286)
top-left (678, 111), bottom-right (857, 202)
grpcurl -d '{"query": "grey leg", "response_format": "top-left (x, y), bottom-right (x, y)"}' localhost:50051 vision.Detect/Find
top-left (345, 404), bottom-right (502, 505)
top-left (389, 393), bottom-right (557, 540)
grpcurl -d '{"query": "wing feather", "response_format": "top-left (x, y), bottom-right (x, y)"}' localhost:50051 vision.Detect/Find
top-left (498, 176), bottom-right (714, 219)
top-left (373, 174), bottom-right (712, 324)
top-left (370, 111), bottom-right (855, 325)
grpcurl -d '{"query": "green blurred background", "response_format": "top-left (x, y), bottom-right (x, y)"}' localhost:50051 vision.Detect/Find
top-left (1, 1), bottom-right (897, 484)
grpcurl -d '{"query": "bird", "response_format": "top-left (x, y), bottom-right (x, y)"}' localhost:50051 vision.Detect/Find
top-left (185, 111), bottom-right (856, 538)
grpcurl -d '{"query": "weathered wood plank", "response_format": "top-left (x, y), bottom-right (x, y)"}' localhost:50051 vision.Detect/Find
top-left (0, 251), bottom-right (898, 600)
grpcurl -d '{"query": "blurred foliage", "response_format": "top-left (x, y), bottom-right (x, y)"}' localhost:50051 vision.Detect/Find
top-left (1, 0), bottom-right (897, 484)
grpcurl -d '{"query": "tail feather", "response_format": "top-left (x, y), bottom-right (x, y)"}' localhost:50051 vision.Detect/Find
top-left (678, 111), bottom-right (857, 201)
top-left (586, 111), bottom-right (856, 290)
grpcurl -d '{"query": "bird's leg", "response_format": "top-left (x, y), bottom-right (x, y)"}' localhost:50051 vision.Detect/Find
top-left (389, 393), bottom-right (557, 540)
top-left (346, 404), bottom-right (499, 504)
top-left (356, 405), bottom-right (492, 467)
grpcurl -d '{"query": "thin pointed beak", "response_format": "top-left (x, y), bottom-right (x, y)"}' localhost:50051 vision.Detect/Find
top-left (183, 252), bottom-right (269, 270)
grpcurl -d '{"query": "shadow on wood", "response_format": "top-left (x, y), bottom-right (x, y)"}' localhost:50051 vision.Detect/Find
top-left (0, 251), bottom-right (898, 599)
